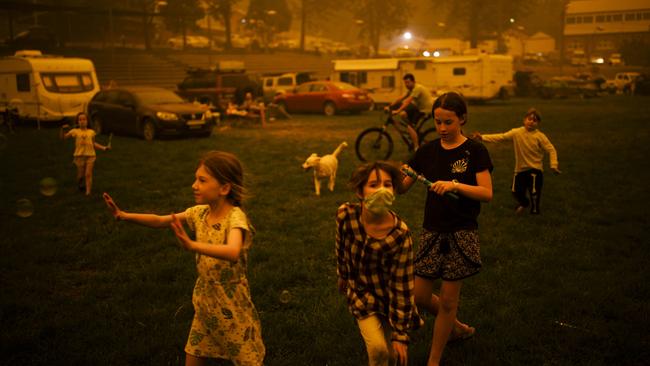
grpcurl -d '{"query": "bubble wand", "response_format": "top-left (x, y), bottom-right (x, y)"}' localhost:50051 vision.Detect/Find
top-left (107, 133), bottom-right (113, 149)
top-left (401, 166), bottom-right (459, 200)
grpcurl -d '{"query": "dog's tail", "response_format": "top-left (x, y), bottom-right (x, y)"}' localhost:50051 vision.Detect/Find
top-left (332, 141), bottom-right (348, 158)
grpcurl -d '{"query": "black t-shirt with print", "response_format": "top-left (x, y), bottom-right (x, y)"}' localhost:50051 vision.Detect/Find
top-left (409, 138), bottom-right (493, 232)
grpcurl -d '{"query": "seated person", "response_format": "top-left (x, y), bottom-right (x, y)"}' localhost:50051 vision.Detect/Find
top-left (227, 93), bottom-right (267, 126)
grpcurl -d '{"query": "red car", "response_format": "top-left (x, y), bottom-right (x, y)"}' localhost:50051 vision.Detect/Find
top-left (273, 81), bottom-right (372, 116)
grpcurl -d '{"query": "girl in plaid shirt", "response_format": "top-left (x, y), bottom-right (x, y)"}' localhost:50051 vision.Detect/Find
top-left (336, 161), bottom-right (422, 366)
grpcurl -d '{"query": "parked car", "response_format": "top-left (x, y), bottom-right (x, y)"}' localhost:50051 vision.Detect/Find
top-left (632, 73), bottom-right (650, 95)
top-left (604, 72), bottom-right (640, 94)
top-left (261, 72), bottom-right (315, 102)
top-left (168, 35), bottom-right (210, 50)
top-left (176, 61), bottom-right (261, 112)
top-left (537, 75), bottom-right (600, 99)
top-left (87, 86), bottom-right (216, 141)
top-left (273, 81), bottom-right (372, 116)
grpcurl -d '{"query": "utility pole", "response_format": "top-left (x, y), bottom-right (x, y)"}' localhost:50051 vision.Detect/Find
top-left (559, 0), bottom-right (568, 72)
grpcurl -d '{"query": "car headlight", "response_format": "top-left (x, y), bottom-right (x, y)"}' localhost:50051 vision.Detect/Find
top-left (341, 93), bottom-right (354, 99)
top-left (156, 111), bottom-right (178, 121)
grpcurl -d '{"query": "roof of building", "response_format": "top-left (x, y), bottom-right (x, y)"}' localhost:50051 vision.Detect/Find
top-left (567, 0), bottom-right (650, 14)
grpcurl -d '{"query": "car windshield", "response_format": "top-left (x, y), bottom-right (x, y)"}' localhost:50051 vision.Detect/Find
top-left (332, 82), bottom-right (357, 91)
top-left (134, 90), bottom-right (185, 105)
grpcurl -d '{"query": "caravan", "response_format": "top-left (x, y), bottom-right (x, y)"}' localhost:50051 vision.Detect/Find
top-left (0, 50), bottom-right (100, 122)
top-left (331, 54), bottom-right (514, 104)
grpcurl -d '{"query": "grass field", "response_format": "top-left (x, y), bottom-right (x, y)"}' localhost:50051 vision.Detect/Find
top-left (1, 96), bottom-right (649, 365)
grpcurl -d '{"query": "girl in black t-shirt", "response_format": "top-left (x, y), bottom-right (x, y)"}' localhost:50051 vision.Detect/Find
top-left (399, 92), bottom-right (493, 366)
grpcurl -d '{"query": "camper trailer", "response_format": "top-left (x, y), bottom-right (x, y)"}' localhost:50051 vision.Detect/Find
top-left (0, 50), bottom-right (100, 122)
top-left (331, 54), bottom-right (514, 104)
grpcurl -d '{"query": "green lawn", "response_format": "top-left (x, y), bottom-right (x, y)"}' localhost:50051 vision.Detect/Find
top-left (1, 96), bottom-right (649, 365)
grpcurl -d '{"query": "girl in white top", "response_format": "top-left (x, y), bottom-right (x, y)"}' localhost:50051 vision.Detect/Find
top-left (60, 112), bottom-right (110, 196)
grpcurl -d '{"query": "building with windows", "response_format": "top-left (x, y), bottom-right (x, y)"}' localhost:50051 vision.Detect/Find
top-left (564, 0), bottom-right (650, 61)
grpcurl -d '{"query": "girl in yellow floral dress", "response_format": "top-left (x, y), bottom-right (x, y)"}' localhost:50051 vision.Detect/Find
top-left (103, 151), bottom-right (265, 366)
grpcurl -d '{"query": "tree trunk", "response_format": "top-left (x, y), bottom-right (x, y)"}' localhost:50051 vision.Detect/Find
top-left (300, 0), bottom-right (306, 52)
top-left (223, 3), bottom-right (233, 50)
top-left (469, 3), bottom-right (479, 49)
top-left (143, 5), bottom-right (151, 50)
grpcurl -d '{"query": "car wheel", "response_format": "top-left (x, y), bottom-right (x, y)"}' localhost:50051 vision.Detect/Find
top-left (323, 101), bottom-right (336, 116)
top-left (142, 120), bottom-right (156, 141)
top-left (91, 115), bottom-right (103, 135)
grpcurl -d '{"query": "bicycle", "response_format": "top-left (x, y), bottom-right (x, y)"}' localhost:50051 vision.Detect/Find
top-left (355, 110), bottom-right (437, 162)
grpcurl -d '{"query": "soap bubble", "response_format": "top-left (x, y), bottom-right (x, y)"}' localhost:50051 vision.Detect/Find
top-left (279, 290), bottom-right (291, 304)
top-left (16, 198), bottom-right (34, 218)
top-left (39, 177), bottom-right (58, 197)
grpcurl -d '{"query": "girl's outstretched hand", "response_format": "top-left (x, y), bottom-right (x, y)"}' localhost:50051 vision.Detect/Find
top-left (103, 193), bottom-right (123, 220)
top-left (171, 214), bottom-right (194, 251)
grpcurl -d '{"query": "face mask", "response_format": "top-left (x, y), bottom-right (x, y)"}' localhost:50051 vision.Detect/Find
top-left (363, 187), bottom-right (395, 215)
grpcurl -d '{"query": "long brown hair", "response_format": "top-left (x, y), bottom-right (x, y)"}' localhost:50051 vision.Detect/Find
top-left (198, 151), bottom-right (248, 206)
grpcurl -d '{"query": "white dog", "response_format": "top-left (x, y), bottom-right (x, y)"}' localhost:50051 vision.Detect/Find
top-left (302, 141), bottom-right (348, 196)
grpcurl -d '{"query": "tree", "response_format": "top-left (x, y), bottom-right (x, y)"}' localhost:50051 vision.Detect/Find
top-left (349, 0), bottom-right (409, 56)
top-left (246, 0), bottom-right (291, 48)
top-left (296, 0), bottom-right (336, 52)
top-left (203, 0), bottom-right (240, 50)
top-left (432, 0), bottom-right (533, 50)
top-left (160, 0), bottom-right (204, 49)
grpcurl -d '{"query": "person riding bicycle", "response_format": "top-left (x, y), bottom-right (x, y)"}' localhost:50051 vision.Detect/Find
top-left (384, 73), bottom-right (433, 150)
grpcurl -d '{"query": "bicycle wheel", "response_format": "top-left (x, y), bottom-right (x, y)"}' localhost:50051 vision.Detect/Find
top-left (355, 127), bottom-right (393, 162)
top-left (419, 127), bottom-right (438, 145)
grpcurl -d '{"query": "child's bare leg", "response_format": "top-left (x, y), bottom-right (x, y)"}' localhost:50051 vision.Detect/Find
top-left (406, 124), bottom-right (419, 149)
top-left (414, 276), bottom-right (471, 336)
top-left (259, 105), bottom-right (267, 127)
top-left (427, 280), bottom-right (462, 366)
top-left (75, 160), bottom-right (85, 190)
top-left (185, 353), bottom-right (207, 366)
top-left (84, 158), bottom-right (96, 195)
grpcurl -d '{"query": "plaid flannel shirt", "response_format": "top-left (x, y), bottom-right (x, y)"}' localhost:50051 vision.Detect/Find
top-left (335, 203), bottom-right (422, 343)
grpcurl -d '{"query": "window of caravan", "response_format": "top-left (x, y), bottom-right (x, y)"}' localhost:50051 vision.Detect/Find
top-left (381, 76), bottom-right (395, 88)
top-left (453, 68), bottom-right (466, 76)
top-left (40, 73), bottom-right (95, 93)
top-left (17, 73), bottom-right (30, 92)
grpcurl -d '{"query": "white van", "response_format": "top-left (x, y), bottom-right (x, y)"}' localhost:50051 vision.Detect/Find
top-left (0, 50), bottom-right (100, 122)
top-left (331, 54), bottom-right (514, 104)
top-left (261, 72), bottom-right (314, 103)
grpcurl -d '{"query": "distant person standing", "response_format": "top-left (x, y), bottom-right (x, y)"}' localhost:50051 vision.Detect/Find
top-left (473, 108), bottom-right (560, 214)
top-left (60, 112), bottom-right (110, 195)
top-left (385, 73), bottom-right (433, 150)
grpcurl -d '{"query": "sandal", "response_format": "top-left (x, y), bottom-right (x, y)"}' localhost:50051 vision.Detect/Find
top-left (449, 324), bottom-right (475, 342)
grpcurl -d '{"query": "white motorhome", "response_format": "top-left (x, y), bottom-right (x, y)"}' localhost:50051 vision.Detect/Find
top-left (0, 50), bottom-right (100, 122)
top-left (331, 54), bottom-right (514, 104)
